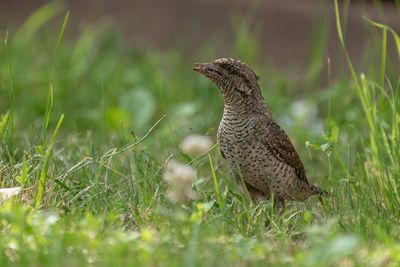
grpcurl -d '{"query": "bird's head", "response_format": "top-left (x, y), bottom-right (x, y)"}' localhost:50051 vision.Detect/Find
top-left (193, 58), bottom-right (261, 103)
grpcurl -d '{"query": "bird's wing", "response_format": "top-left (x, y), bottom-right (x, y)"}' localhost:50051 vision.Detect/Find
top-left (256, 114), bottom-right (308, 182)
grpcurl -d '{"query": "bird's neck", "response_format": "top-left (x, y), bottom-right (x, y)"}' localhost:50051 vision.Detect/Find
top-left (223, 93), bottom-right (270, 117)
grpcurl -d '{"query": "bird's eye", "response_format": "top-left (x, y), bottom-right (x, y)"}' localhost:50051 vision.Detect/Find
top-left (207, 67), bottom-right (222, 76)
top-left (229, 69), bottom-right (241, 76)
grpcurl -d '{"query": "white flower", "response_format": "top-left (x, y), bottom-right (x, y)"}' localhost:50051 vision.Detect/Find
top-left (163, 160), bottom-right (197, 203)
top-left (166, 187), bottom-right (197, 204)
top-left (163, 160), bottom-right (196, 185)
top-left (180, 135), bottom-right (213, 156)
top-left (0, 187), bottom-right (21, 201)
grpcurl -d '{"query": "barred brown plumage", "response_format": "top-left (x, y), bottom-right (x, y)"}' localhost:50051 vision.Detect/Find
top-left (193, 58), bottom-right (327, 206)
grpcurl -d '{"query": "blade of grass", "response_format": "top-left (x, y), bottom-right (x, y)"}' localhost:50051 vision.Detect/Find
top-left (51, 11), bottom-right (70, 78)
top-left (334, 0), bottom-right (360, 90)
top-left (0, 111), bottom-right (10, 139)
top-left (14, 2), bottom-right (63, 41)
top-left (42, 84), bottom-right (54, 139)
top-left (208, 154), bottom-right (222, 210)
top-left (380, 27), bottom-right (387, 89)
top-left (35, 114), bottom-right (64, 210)
top-left (364, 16), bottom-right (400, 62)
top-left (3, 31), bottom-right (14, 152)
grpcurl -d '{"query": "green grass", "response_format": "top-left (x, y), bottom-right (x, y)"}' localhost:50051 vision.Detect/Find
top-left (1, 1), bottom-right (400, 266)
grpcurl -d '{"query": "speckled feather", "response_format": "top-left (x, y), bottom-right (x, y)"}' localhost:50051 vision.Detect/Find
top-left (193, 58), bottom-right (326, 203)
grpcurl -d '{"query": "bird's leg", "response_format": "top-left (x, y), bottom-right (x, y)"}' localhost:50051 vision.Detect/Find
top-left (245, 182), bottom-right (267, 202)
top-left (232, 171), bottom-right (267, 202)
top-left (272, 195), bottom-right (285, 214)
top-left (264, 195), bottom-right (285, 228)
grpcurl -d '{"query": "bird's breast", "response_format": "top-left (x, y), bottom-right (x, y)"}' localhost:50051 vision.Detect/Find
top-left (218, 113), bottom-right (257, 143)
top-left (217, 112), bottom-right (259, 166)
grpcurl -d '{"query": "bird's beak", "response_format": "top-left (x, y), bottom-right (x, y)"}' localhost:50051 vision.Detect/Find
top-left (193, 63), bottom-right (209, 74)
top-left (193, 62), bottom-right (222, 77)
